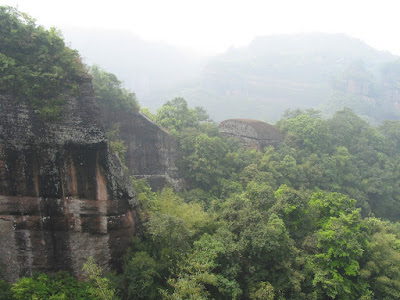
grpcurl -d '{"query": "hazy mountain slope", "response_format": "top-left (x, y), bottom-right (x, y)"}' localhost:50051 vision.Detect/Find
top-left (62, 28), bottom-right (206, 109)
top-left (172, 33), bottom-right (399, 122)
top-left (62, 30), bottom-right (400, 123)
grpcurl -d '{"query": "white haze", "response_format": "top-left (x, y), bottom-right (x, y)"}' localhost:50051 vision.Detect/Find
top-left (1, 0), bottom-right (400, 56)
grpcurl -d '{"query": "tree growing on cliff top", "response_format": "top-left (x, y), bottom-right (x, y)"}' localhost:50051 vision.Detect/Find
top-left (89, 65), bottom-right (139, 112)
top-left (155, 97), bottom-right (209, 135)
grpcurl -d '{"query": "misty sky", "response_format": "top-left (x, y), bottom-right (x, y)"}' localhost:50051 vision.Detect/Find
top-left (1, 0), bottom-right (400, 56)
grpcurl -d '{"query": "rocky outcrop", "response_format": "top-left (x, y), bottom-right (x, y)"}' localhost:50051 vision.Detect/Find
top-left (99, 107), bottom-right (183, 191)
top-left (0, 79), bottom-right (137, 282)
top-left (219, 119), bottom-right (284, 150)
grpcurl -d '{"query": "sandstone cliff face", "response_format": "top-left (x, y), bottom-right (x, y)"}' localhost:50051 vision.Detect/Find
top-left (100, 107), bottom-right (183, 191)
top-left (219, 119), bottom-right (284, 150)
top-left (0, 80), bottom-right (137, 282)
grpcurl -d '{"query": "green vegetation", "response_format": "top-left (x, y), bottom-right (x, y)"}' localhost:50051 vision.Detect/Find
top-left (3, 98), bottom-right (400, 299)
top-left (1, 258), bottom-right (119, 300)
top-left (154, 97), bottom-right (209, 136)
top-left (89, 65), bottom-right (139, 112)
top-left (109, 99), bottom-right (400, 299)
top-left (3, 6), bottom-right (400, 299)
top-left (5, 272), bottom-right (92, 299)
top-left (0, 6), bottom-right (87, 120)
top-left (82, 257), bottom-right (118, 300)
top-left (106, 123), bottom-right (127, 166)
top-left (88, 65), bottom-right (139, 166)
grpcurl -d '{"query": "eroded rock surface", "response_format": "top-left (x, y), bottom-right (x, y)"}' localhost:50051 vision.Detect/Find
top-left (219, 119), bottom-right (284, 150)
top-left (0, 80), bottom-right (137, 282)
top-left (100, 108), bottom-right (183, 191)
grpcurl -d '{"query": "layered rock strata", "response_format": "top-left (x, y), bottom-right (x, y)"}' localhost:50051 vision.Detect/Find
top-left (0, 79), bottom-right (137, 282)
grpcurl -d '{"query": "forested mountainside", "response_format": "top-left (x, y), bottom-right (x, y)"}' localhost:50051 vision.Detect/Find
top-left (112, 100), bottom-right (400, 300)
top-left (2, 6), bottom-right (400, 300)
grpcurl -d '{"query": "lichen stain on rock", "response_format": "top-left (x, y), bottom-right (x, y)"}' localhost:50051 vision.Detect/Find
top-left (95, 153), bottom-right (108, 201)
top-left (33, 160), bottom-right (40, 197)
top-left (63, 157), bottom-right (78, 197)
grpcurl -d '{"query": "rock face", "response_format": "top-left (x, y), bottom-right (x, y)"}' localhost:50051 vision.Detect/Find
top-left (219, 119), bottom-right (284, 150)
top-left (99, 107), bottom-right (183, 191)
top-left (0, 79), bottom-right (137, 282)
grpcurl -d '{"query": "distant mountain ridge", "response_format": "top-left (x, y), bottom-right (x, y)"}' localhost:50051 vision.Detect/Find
top-left (64, 30), bottom-right (400, 122)
top-left (62, 27), bottom-right (206, 106)
top-left (180, 33), bottom-right (399, 122)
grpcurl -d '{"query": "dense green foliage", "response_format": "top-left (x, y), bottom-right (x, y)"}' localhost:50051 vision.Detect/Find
top-left (1, 259), bottom-right (119, 300)
top-left (152, 99), bottom-right (400, 221)
top-left (0, 6), bottom-right (87, 119)
top-left (89, 65), bottom-right (139, 112)
top-left (109, 99), bottom-right (400, 299)
top-left (82, 257), bottom-right (118, 300)
top-left (4, 272), bottom-right (92, 299)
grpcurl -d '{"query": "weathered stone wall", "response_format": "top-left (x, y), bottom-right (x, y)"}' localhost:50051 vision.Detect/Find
top-left (99, 107), bottom-right (183, 191)
top-left (0, 80), bottom-right (137, 282)
top-left (219, 119), bottom-right (284, 150)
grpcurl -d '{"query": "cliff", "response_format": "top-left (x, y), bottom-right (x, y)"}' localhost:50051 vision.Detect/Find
top-left (219, 119), bottom-right (284, 150)
top-left (0, 79), bottom-right (137, 282)
top-left (99, 106), bottom-right (183, 191)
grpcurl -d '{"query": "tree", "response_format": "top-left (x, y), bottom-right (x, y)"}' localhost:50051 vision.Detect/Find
top-left (122, 251), bottom-right (160, 300)
top-left (89, 65), bottom-right (139, 112)
top-left (82, 257), bottom-right (118, 300)
top-left (217, 194), bottom-right (303, 299)
top-left (277, 109), bottom-right (331, 154)
top-left (361, 218), bottom-right (400, 300)
top-left (10, 271), bottom-right (92, 300)
top-left (379, 120), bottom-right (400, 154)
top-left (249, 282), bottom-right (275, 300)
top-left (269, 185), bottom-right (312, 243)
top-left (311, 198), bottom-right (369, 299)
top-left (0, 280), bottom-right (12, 300)
top-left (181, 134), bottom-right (229, 188)
top-left (309, 191), bottom-right (358, 225)
top-left (155, 97), bottom-right (209, 135)
top-left (162, 234), bottom-right (241, 300)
